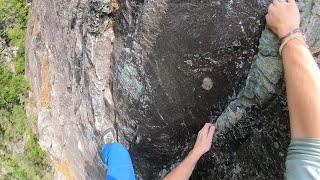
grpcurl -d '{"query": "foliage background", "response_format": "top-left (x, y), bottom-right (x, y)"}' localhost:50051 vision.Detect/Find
top-left (0, 0), bottom-right (51, 179)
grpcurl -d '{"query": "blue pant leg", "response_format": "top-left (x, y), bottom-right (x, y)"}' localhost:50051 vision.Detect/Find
top-left (101, 143), bottom-right (136, 180)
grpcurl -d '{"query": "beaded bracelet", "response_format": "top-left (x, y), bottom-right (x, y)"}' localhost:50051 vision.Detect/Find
top-left (279, 31), bottom-right (309, 56)
top-left (279, 28), bottom-right (304, 43)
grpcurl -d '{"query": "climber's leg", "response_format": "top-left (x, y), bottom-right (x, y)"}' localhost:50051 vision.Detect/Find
top-left (101, 143), bottom-right (136, 180)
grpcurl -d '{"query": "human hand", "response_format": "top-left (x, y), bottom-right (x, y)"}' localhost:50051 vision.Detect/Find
top-left (266, 0), bottom-right (300, 38)
top-left (163, 123), bottom-right (216, 180)
top-left (191, 123), bottom-right (216, 158)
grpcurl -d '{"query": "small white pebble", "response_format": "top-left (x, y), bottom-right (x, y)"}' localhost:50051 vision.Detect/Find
top-left (201, 77), bottom-right (213, 91)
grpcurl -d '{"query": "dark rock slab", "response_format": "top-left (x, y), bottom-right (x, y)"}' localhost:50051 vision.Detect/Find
top-left (112, 0), bottom-right (268, 178)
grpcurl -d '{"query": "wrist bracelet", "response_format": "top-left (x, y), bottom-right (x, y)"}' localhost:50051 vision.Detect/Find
top-left (279, 28), bottom-right (304, 43)
top-left (279, 32), bottom-right (309, 56)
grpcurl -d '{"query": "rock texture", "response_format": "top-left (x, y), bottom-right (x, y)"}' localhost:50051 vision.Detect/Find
top-left (112, 0), bottom-right (267, 178)
top-left (26, 0), bottom-right (116, 178)
top-left (25, 0), bottom-right (320, 179)
top-left (216, 0), bottom-right (320, 131)
top-left (0, 39), bottom-right (17, 73)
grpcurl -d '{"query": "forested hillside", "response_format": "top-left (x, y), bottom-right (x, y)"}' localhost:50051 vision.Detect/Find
top-left (0, 0), bottom-right (51, 178)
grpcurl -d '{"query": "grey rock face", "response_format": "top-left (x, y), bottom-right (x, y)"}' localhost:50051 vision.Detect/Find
top-left (26, 0), bottom-right (115, 178)
top-left (25, 0), bottom-right (320, 179)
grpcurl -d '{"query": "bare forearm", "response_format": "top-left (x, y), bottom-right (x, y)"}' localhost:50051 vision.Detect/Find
top-left (163, 150), bottom-right (200, 180)
top-left (282, 39), bottom-right (320, 138)
top-left (164, 124), bottom-right (215, 179)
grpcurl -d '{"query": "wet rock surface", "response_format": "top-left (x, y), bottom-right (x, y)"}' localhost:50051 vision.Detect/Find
top-left (25, 0), bottom-right (320, 179)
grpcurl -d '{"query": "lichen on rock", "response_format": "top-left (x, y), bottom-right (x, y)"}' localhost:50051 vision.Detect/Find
top-left (216, 0), bottom-right (320, 132)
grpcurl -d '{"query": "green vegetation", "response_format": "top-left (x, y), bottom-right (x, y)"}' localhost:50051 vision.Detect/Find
top-left (0, 0), bottom-right (28, 74)
top-left (0, 0), bottom-right (51, 179)
top-left (0, 65), bottom-right (28, 108)
top-left (0, 104), bottom-right (49, 179)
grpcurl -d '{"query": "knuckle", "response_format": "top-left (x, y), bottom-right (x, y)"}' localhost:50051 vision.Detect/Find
top-left (268, 4), bottom-right (274, 11)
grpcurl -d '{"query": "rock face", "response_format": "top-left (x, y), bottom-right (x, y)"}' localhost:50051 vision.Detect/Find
top-left (25, 0), bottom-right (320, 179)
top-left (112, 0), bottom-right (267, 178)
top-left (26, 0), bottom-right (115, 178)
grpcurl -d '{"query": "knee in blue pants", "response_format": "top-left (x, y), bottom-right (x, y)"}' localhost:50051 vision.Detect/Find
top-left (101, 143), bottom-right (136, 180)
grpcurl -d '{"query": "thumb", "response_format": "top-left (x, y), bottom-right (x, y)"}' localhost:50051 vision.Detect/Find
top-left (208, 125), bottom-right (216, 140)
